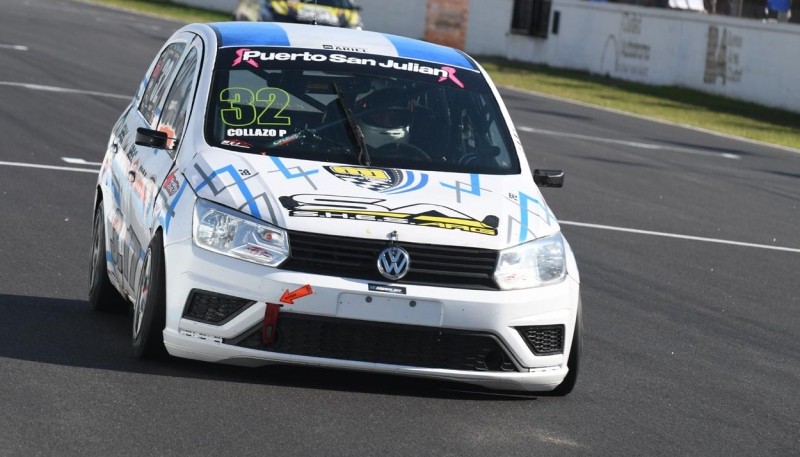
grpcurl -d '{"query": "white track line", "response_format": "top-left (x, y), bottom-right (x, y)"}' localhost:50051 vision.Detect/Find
top-left (560, 220), bottom-right (800, 254)
top-left (518, 126), bottom-right (740, 159)
top-left (0, 161), bottom-right (98, 174)
top-left (0, 81), bottom-right (129, 100)
top-left (0, 44), bottom-right (29, 51)
top-left (62, 157), bottom-right (103, 166)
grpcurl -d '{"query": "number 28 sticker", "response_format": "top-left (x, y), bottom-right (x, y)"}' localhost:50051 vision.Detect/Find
top-left (219, 87), bottom-right (292, 127)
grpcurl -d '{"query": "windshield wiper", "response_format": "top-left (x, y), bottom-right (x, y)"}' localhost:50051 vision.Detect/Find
top-left (332, 82), bottom-right (371, 166)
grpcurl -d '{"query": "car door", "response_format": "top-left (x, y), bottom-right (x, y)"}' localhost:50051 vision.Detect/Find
top-left (127, 37), bottom-right (204, 297)
top-left (110, 35), bottom-right (191, 298)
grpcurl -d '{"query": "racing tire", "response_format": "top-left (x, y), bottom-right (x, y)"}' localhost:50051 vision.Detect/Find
top-left (132, 231), bottom-right (168, 359)
top-left (89, 203), bottom-right (127, 313)
top-left (549, 300), bottom-right (582, 396)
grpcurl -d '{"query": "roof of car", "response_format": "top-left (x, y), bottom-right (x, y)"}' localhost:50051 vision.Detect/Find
top-left (208, 22), bottom-right (476, 70)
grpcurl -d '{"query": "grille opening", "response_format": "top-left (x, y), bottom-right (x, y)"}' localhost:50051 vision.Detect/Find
top-left (483, 349), bottom-right (510, 371)
top-left (282, 230), bottom-right (500, 290)
top-left (516, 324), bottom-right (565, 355)
top-left (182, 289), bottom-right (255, 325)
top-left (229, 313), bottom-right (519, 372)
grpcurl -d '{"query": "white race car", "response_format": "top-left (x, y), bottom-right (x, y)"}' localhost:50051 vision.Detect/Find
top-left (90, 21), bottom-right (582, 394)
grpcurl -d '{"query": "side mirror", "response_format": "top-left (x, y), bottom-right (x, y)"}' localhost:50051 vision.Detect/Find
top-left (135, 127), bottom-right (168, 149)
top-left (534, 169), bottom-right (565, 188)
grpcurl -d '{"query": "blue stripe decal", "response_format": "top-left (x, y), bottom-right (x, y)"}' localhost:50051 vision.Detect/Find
top-left (386, 172), bottom-right (429, 195)
top-left (382, 33), bottom-right (475, 70)
top-left (196, 165), bottom-right (261, 218)
top-left (385, 171), bottom-right (417, 193)
top-left (270, 156), bottom-right (319, 180)
top-left (518, 192), bottom-right (555, 243)
top-left (212, 22), bottom-right (291, 47)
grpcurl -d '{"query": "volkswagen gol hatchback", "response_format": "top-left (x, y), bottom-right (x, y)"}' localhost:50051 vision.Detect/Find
top-left (90, 22), bottom-right (582, 394)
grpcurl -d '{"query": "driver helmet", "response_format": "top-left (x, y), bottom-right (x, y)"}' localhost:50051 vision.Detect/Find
top-left (354, 88), bottom-right (413, 148)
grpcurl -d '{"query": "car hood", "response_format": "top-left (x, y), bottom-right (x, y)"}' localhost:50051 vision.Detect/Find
top-left (184, 150), bottom-right (560, 250)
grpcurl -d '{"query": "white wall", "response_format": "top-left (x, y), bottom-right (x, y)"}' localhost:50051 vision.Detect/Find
top-left (499, 0), bottom-right (800, 113)
top-left (356, 0), bottom-right (427, 38)
top-left (172, 0), bottom-right (800, 113)
top-left (173, 0), bottom-right (238, 13)
top-left (465, 0), bottom-right (515, 55)
top-left (465, 0), bottom-right (800, 112)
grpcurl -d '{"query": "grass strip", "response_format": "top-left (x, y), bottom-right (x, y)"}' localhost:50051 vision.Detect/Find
top-left (82, 0), bottom-right (228, 23)
top-left (481, 59), bottom-right (800, 150)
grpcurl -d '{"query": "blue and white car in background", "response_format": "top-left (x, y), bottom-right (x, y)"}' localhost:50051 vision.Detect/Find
top-left (89, 22), bottom-right (582, 394)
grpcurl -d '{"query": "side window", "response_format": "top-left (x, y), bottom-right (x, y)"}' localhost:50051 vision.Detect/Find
top-left (157, 48), bottom-right (199, 155)
top-left (139, 42), bottom-right (186, 126)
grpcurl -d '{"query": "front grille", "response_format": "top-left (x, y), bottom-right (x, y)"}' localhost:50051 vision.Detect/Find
top-left (182, 290), bottom-right (255, 325)
top-left (231, 313), bottom-right (518, 372)
top-left (282, 231), bottom-right (500, 290)
top-left (516, 325), bottom-right (565, 355)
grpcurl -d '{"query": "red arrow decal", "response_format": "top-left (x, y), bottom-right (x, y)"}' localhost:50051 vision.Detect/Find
top-left (280, 284), bottom-right (313, 304)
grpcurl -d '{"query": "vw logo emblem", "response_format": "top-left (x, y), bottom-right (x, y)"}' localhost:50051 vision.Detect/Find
top-left (377, 246), bottom-right (410, 281)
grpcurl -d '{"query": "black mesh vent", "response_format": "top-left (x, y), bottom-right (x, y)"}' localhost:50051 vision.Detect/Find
top-left (516, 325), bottom-right (565, 355)
top-left (282, 231), bottom-right (500, 290)
top-left (232, 313), bottom-right (518, 372)
top-left (183, 290), bottom-right (255, 325)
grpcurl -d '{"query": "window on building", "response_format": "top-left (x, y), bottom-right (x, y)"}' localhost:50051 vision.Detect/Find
top-left (510, 0), bottom-right (552, 38)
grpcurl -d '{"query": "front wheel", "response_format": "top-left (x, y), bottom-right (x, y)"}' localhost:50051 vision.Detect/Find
top-left (550, 300), bottom-right (582, 396)
top-left (132, 231), bottom-right (167, 359)
top-left (89, 203), bottom-right (127, 313)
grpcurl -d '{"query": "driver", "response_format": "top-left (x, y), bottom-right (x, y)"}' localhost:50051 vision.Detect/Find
top-left (354, 88), bottom-right (414, 148)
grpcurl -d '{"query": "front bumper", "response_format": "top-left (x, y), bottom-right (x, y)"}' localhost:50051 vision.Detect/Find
top-left (162, 238), bottom-right (580, 392)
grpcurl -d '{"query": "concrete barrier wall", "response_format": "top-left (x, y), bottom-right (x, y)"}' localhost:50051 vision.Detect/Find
top-left (174, 0), bottom-right (800, 113)
top-left (174, 0), bottom-right (238, 13)
top-left (488, 0), bottom-right (800, 113)
top-left (358, 0), bottom-right (427, 38)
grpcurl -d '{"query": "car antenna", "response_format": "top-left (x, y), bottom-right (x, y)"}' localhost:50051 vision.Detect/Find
top-left (312, 0), bottom-right (319, 25)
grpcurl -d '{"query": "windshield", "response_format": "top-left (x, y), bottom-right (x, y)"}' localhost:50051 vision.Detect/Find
top-left (207, 48), bottom-right (521, 174)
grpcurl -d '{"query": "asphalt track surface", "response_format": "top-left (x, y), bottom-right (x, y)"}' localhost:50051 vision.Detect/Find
top-left (1, 1), bottom-right (799, 455)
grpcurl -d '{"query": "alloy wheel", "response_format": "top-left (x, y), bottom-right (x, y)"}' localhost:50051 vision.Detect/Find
top-left (133, 249), bottom-right (152, 339)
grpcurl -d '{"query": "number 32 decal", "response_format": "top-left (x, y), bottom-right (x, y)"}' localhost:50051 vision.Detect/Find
top-left (219, 87), bottom-right (292, 127)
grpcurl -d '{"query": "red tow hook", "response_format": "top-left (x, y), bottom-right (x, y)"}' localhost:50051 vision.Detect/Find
top-left (261, 303), bottom-right (281, 346)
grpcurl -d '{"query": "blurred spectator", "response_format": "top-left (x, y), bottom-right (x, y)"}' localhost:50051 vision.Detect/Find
top-left (766, 0), bottom-right (792, 20)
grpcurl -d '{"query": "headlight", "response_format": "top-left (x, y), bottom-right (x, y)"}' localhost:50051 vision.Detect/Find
top-left (193, 199), bottom-right (289, 267)
top-left (493, 232), bottom-right (566, 290)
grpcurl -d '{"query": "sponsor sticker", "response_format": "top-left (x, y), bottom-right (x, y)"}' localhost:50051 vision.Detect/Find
top-left (231, 50), bottom-right (465, 87)
top-left (368, 284), bottom-right (407, 295)
top-left (163, 170), bottom-right (180, 196)
top-left (280, 194), bottom-right (498, 236)
top-left (221, 139), bottom-right (253, 149)
top-left (325, 166), bottom-right (403, 192)
top-left (323, 44), bottom-right (368, 53)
